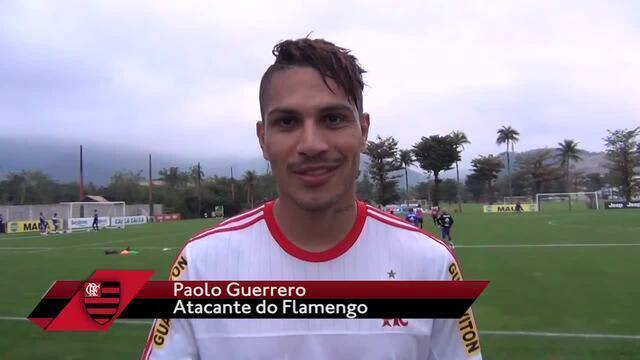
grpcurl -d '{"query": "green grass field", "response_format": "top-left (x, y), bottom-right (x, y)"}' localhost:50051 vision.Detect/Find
top-left (1, 206), bottom-right (639, 359)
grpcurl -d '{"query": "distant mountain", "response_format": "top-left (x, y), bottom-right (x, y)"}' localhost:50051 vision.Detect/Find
top-left (0, 138), bottom-right (607, 186)
top-left (0, 138), bottom-right (269, 185)
top-left (0, 138), bottom-right (429, 186)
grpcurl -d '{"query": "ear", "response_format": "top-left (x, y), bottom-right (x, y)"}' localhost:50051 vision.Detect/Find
top-left (256, 120), bottom-right (269, 161)
top-left (359, 112), bottom-right (370, 152)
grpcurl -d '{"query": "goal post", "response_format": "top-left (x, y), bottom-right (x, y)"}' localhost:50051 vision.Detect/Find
top-left (60, 201), bottom-right (126, 232)
top-left (535, 192), bottom-right (600, 212)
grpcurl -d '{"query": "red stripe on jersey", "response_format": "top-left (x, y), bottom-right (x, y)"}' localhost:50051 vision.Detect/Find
top-left (190, 215), bottom-right (264, 242)
top-left (365, 209), bottom-right (464, 277)
top-left (264, 200), bottom-right (367, 263)
top-left (218, 205), bottom-right (265, 227)
top-left (191, 212), bottom-right (263, 241)
top-left (141, 209), bottom-right (266, 360)
top-left (187, 205), bottom-right (265, 240)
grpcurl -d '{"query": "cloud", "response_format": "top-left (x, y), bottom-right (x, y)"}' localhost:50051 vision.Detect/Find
top-left (1, 0), bottom-right (639, 173)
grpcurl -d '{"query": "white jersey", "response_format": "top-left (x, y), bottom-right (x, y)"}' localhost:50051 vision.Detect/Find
top-left (142, 200), bottom-right (482, 360)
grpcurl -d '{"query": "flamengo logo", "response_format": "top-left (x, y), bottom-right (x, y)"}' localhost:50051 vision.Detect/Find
top-left (85, 283), bottom-right (101, 297)
top-left (83, 282), bottom-right (120, 325)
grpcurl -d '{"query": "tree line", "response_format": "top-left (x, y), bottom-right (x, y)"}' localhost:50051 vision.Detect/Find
top-left (0, 166), bottom-right (276, 219)
top-left (1, 127), bottom-right (638, 215)
top-left (358, 126), bottom-right (640, 207)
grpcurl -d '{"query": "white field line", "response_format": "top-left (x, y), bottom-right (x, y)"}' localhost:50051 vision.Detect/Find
top-left (456, 243), bottom-right (640, 248)
top-left (547, 220), bottom-right (640, 230)
top-left (0, 247), bottom-right (54, 250)
top-left (1, 316), bottom-right (150, 325)
top-left (0, 230), bottom-right (194, 255)
top-left (0, 247), bottom-right (52, 253)
top-left (481, 330), bottom-right (640, 340)
top-left (3, 316), bottom-right (639, 339)
top-left (78, 246), bottom-right (175, 250)
top-left (0, 231), bottom-right (87, 241)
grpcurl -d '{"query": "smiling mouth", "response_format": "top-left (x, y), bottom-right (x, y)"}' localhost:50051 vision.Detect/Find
top-left (295, 167), bottom-right (335, 176)
top-left (291, 164), bottom-right (340, 187)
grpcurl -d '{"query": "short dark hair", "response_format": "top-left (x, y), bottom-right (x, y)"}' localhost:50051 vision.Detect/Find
top-left (259, 38), bottom-right (366, 118)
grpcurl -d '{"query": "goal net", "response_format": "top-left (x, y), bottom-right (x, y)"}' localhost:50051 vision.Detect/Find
top-left (536, 192), bottom-right (599, 212)
top-left (503, 196), bottom-right (533, 204)
top-left (60, 202), bottom-right (126, 232)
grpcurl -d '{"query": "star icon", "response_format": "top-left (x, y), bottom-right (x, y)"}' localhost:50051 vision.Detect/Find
top-left (387, 270), bottom-right (396, 279)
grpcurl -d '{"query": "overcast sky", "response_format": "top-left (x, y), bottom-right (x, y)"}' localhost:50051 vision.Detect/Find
top-left (2, 0), bottom-right (639, 170)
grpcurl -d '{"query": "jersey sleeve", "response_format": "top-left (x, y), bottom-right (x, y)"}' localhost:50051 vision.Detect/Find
top-left (428, 250), bottom-right (482, 360)
top-left (142, 247), bottom-right (199, 360)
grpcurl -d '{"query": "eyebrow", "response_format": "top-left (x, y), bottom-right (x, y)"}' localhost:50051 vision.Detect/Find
top-left (266, 103), bottom-right (354, 118)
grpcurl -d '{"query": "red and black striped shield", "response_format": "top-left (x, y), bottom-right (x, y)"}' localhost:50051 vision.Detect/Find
top-left (82, 281), bottom-right (120, 325)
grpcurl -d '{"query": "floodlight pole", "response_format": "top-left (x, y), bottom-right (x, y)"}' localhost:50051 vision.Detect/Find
top-left (79, 145), bottom-right (84, 201)
top-left (148, 154), bottom-right (154, 217)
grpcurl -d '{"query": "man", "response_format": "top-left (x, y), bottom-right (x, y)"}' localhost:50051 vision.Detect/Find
top-left (0, 214), bottom-right (4, 234)
top-left (51, 213), bottom-right (61, 234)
top-left (430, 205), bottom-right (440, 225)
top-left (437, 209), bottom-right (455, 248)
top-left (92, 209), bottom-right (99, 231)
top-left (38, 212), bottom-right (48, 236)
top-left (143, 38), bottom-right (481, 360)
top-left (415, 206), bottom-right (424, 228)
top-left (515, 201), bottom-right (524, 215)
top-left (405, 208), bottom-right (419, 227)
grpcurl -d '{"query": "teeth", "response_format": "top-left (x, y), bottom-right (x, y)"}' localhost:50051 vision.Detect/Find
top-left (304, 168), bottom-right (329, 176)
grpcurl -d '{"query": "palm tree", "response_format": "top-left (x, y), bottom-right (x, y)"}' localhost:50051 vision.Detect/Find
top-left (556, 139), bottom-right (583, 192)
top-left (496, 126), bottom-right (520, 196)
top-left (398, 149), bottom-right (414, 203)
top-left (450, 131), bottom-right (470, 212)
top-left (242, 170), bottom-right (258, 208)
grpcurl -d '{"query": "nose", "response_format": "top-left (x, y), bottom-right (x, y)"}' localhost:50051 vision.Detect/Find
top-left (296, 119), bottom-right (329, 157)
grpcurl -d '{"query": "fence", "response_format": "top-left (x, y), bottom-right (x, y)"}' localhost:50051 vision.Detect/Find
top-left (0, 203), bottom-right (163, 222)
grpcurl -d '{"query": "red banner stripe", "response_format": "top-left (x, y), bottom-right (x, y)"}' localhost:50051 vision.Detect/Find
top-left (44, 281), bottom-right (83, 298)
top-left (87, 308), bottom-right (118, 315)
top-left (84, 297), bottom-right (119, 304)
top-left (135, 280), bottom-right (488, 299)
top-left (101, 288), bottom-right (120, 294)
top-left (84, 298), bottom-right (120, 306)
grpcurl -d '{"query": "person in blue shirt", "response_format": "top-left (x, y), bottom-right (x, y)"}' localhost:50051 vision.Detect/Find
top-left (405, 208), bottom-right (420, 227)
top-left (39, 212), bottom-right (48, 236)
top-left (437, 209), bottom-right (455, 248)
top-left (92, 209), bottom-right (99, 231)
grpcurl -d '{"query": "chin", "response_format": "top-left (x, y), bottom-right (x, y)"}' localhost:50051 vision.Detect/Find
top-left (290, 192), bottom-right (343, 212)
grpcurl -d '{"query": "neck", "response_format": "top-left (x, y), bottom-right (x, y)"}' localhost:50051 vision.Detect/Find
top-left (273, 195), bottom-right (358, 252)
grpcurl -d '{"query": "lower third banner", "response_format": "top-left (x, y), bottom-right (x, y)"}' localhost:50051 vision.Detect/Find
top-left (28, 272), bottom-right (489, 331)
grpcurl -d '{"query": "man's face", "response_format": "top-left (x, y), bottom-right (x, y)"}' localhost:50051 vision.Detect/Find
top-left (257, 66), bottom-right (369, 212)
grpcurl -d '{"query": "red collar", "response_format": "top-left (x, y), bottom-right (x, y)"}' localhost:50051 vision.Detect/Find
top-left (264, 200), bottom-right (367, 262)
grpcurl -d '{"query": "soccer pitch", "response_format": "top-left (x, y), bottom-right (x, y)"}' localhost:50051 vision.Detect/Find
top-left (0, 207), bottom-right (639, 359)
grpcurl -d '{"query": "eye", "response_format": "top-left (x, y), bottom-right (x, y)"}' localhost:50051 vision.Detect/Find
top-left (324, 114), bottom-right (345, 127)
top-left (273, 116), bottom-right (298, 129)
